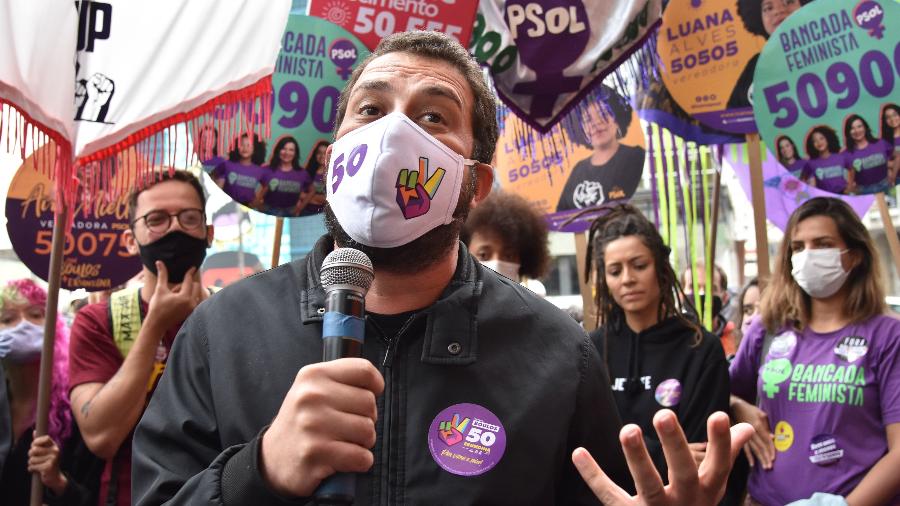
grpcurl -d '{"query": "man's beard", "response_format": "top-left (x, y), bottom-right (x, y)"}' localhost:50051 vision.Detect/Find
top-left (324, 167), bottom-right (477, 274)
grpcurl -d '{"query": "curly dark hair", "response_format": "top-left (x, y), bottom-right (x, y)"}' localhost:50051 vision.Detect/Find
top-left (843, 114), bottom-right (878, 153)
top-left (805, 125), bottom-right (841, 159)
top-left (266, 136), bottom-right (301, 171)
top-left (587, 204), bottom-right (700, 341)
top-left (228, 132), bottom-right (267, 166)
top-left (737, 0), bottom-right (810, 38)
top-left (334, 31), bottom-right (498, 164)
top-left (563, 86), bottom-right (632, 148)
top-left (461, 191), bottom-right (550, 279)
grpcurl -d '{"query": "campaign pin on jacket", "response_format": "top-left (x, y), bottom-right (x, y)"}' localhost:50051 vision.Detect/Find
top-left (326, 112), bottom-right (476, 248)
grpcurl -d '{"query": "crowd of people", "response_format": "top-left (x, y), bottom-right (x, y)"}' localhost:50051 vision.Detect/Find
top-left (774, 106), bottom-right (900, 195)
top-left (1, 31), bottom-right (899, 506)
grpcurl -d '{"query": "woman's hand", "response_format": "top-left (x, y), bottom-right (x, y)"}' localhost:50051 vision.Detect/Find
top-left (730, 395), bottom-right (775, 469)
top-left (28, 433), bottom-right (68, 495)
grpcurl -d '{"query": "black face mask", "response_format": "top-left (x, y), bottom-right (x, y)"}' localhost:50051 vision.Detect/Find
top-left (138, 230), bottom-right (208, 283)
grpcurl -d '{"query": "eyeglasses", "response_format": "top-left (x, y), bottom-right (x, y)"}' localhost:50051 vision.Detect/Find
top-left (132, 208), bottom-right (206, 234)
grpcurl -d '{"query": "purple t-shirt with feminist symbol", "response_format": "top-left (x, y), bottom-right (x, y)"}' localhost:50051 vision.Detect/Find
top-left (785, 159), bottom-right (809, 180)
top-left (806, 153), bottom-right (849, 194)
top-left (845, 140), bottom-right (892, 187)
top-left (212, 161), bottom-right (265, 205)
top-left (730, 316), bottom-right (900, 505)
top-left (260, 168), bottom-right (311, 209)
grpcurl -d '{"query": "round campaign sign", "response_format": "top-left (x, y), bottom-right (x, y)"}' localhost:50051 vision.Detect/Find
top-left (657, 0), bottom-right (810, 133)
top-left (202, 15), bottom-right (369, 218)
top-left (427, 403), bottom-right (506, 476)
top-left (495, 86), bottom-right (646, 232)
top-left (4, 145), bottom-right (142, 291)
top-left (753, 0), bottom-right (900, 196)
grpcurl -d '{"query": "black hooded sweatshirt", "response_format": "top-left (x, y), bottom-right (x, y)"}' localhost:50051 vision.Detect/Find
top-left (590, 316), bottom-right (729, 478)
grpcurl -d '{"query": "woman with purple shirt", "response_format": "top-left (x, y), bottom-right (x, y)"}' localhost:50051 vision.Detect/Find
top-left (212, 133), bottom-right (267, 206)
top-left (843, 115), bottom-right (894, 194)
top-left (879, 103), bottom-right (900, 179)
top-left (299, 140), bottom-right (329, 215)
top-left (730, 198), bottom-right (900, 505)
top-left (804, 126), bottom-right (853, 194)
top-left (775, 135), bottom-right (808, 180)
top-left (255, 136), bottom-right (310, 217)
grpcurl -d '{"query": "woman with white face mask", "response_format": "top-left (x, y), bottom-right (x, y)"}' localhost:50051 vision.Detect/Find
top-left (461, 191), bottom-right (550, 292)
top-left (730, 197), bottom-right (900, 505)
top-left (0, 279), bottom-right (97, 505)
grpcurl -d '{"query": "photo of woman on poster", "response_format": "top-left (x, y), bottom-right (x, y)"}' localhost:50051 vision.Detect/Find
top-left (843, 114), bottom-right (895, 194)
top-left (880, 103), bottom-right (900, 167)
top-left (729, 0), bottom-right (806, 108)
top-left (804, 125), bottom-right (852, 194)
top-left (195, 124), bottom-right (224, 172)
top-left (775, 134), bottom-right (808, 180)
top-left (556, 92), bottom-right (646, 212)
top-left (301, 140), bottom-right (329, 215)
top-left (255, 136), bottom-right (311, 216)
top-left (210, 132), bottom-right (267, 206)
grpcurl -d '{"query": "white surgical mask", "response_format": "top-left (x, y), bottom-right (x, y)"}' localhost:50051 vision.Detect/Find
top-left (791, 248), bottom-right (849, 298)
top-left (327, 112), bottom-right (476, 248)
top-left (481, 259), bottom-right (521, 281)
top-left (0, 319), bottom-right (44, 363)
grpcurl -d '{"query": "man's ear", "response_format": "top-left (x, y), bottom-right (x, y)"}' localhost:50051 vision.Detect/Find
top-left (206, 224), bottom-right (215, 247)
top-left (471, 162), bottom-right (494, 208)
top-left (123, 228), bottom-right (139, 256)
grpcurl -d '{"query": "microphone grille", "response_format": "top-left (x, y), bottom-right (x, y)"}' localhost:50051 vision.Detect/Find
top-left (320, 248), bottom-right (374, 293)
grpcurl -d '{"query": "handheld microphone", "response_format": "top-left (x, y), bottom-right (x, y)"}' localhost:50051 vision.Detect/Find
top-left (314, 247), bottom-right (374, 505)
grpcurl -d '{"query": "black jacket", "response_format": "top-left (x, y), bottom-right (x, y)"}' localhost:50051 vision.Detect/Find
top-left (132, 236), bottom-right (630, 505)
top-left (590, 317), bottom-right (729, 478)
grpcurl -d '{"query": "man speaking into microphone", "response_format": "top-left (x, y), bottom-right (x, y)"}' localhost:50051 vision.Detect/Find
top-left (133, 31), bottom-right (750, 505)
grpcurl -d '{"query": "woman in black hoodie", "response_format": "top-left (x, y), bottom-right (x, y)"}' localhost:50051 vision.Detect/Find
top-left (586, 204), bottom-right (730, 480)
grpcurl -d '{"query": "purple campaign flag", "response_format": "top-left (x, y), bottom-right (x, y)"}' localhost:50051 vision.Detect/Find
top-left (725, 143), bottom-right (874, 231)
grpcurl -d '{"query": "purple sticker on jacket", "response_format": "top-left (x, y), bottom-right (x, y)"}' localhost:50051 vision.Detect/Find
top-left (428, 403), bottom-right (506, 476)
top-left (655, 379), bottom-right (683, 407)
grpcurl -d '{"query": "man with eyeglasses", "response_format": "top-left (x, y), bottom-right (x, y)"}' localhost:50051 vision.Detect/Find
top-left (68, 170), bottom-right (213, 506)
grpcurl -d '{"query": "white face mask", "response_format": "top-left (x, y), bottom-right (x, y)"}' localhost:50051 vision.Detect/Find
top-left (0, 319), bottom-right (44, 363)
top-left (327, 112), bottom-right (476, 248)
top-left (791, 248), bottom-right (849, 299)
top-left (481, 259), bottom-right (521, 280)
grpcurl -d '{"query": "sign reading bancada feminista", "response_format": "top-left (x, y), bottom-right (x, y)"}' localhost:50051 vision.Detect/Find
top-left (5, 145), bottom-right (142, 291)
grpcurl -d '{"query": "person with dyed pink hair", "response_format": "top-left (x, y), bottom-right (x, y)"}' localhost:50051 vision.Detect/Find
top-left (0, 279), bottom-right (99, 505)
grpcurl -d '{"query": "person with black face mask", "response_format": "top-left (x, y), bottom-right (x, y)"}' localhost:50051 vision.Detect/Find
top-left (68, 170), bottom-right (213, 506)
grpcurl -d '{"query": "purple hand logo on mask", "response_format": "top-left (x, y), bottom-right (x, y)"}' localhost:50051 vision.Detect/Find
top-left (503, 0), bottom-right (590, 119)
top-left (854, 1), bottom-right (885, 39)
top-left (395, 157), bottom-right (446, 219)
top-left (329, 38), bottom-right (358, 80)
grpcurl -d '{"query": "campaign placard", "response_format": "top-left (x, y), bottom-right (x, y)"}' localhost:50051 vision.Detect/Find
top-left (753, 0), bottom-right (899, 195)
top-left (657, 0), bottom-right (809, 134)
top-left (202, 15), bottom-right (369, 217)
top-left (5, 145), bottom-right (142, 291)
top-left (495, 88), bottom-right (646, 232)
top-left (308, 0), bottom-right (478, 51)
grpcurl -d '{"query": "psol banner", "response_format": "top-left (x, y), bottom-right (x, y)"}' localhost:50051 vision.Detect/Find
top-left (657, 0), bottom-right (810, 134)
top-left (753, 0), bottom-right (899, 195)
top-left (307, 0), bottom-right (478, 51)
top-left (5, 145), bottom-right (142, 291)
top-left (203, 15), bottom-right (369, 217)
top-left (471, 0), bottom-right (661, 132)
top-left (495, 88), bottom-right (647, 232)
